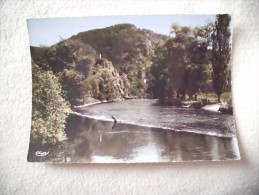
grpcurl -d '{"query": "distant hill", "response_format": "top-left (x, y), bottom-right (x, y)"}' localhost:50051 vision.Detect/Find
top-left (71, 23), bottom-right (168, 71)
top-left (30, 24), bottom-right (168, 104)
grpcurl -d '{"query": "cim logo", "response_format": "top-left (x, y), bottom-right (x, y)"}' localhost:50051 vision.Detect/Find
top-left (35, 151), bottom-right (49, 157)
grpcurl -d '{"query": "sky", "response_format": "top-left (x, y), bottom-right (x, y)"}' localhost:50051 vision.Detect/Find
top-left (27, 15), bottom-right (216, 47)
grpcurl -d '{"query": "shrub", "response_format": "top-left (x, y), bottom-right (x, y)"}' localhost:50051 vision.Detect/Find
top-left (31, 63), bottom-right (70, 145)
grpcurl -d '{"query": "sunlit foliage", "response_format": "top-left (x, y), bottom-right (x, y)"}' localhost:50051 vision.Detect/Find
top-left (31, 62), bottom-right (70, 144)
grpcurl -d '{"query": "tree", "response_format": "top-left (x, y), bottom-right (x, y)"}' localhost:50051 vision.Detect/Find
top-left (149, 23), bottom-right (212, 103)
top-left (211, 14), bottom-right (231, 102)
top-left (86, 69), bottom-right (117, 101)
top-left (58, 69), bottom-right (86, 106)
top-left (149, 45), bottom-right (169, 100)
top-left (168, 25), bottom-right (210, 100)
top-left (31, 63), bottom-right (70, 145)
top-left (76, 58), bottom-right (93, 77)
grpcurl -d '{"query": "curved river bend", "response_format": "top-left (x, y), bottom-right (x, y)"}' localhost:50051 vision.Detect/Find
top-left (28, 99), bottom-right (240, 163)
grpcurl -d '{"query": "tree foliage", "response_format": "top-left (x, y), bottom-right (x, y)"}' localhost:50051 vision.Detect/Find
top-left (149, 24), bottom-right (212, 103)
top-left (86, 69), bottom-right (117, 101)
top-left (31, 40), bottom-right (96, 107)
top-left (58, 69), bottom-right (86, 106)
top-left (31, 62), bottom-right (70, 145)
top-left (148, 45), bottom-right (169, 100)
top-left (211, 14), bottom-right (231, 102)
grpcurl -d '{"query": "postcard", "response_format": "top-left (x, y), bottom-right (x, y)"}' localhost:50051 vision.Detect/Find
top-left (27, 15), bottom-right (240, 163)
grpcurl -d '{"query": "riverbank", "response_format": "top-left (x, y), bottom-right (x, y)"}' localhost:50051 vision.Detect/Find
top-left (202, 103), bottom-right (221, 112)
top-left (201, 102), bottom-right (233, 114)
top-left (180, 92), bottom-right (233, 112)
top-left (73, 97), bottom-right (124, 109)
top-left (73, 97), bottom-right (233, 116)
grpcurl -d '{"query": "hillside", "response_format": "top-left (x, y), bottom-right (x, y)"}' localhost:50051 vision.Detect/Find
top-left (71, 24), bottom-right (167, 71)
top-left (30, 23), bottom-right (168, 106)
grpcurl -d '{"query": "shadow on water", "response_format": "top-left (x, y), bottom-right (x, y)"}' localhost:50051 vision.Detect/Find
top-left (28, 113), bottom-right (240, 163)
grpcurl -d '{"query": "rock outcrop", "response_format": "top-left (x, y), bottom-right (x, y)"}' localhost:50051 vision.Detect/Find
top-left (88, 57), bottom-right (132, 100)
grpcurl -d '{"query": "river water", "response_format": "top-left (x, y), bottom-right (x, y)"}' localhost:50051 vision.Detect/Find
top-left (28, 99), bottom-right (240, 163)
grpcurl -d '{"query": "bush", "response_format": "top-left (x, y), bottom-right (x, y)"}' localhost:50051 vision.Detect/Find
top-left (58, 69), bottom-right (85, 106)
top-left (86, 69), bottom-right (117, 101)
top-left (31, 63), bottom-right (70, 145)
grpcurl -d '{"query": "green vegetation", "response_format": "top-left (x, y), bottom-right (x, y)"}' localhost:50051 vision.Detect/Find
top-left (31, 40), bottom-right (95, 106)
top-left (148, 24), bottom-right (213, 104)
top-left (74, 24), bottom-right (166, 69)
top-left (31, 62), bottom-right (70, 144)
top-left (86, 69), bottom-right (117, 101)
top-left (31, 24), bottom-right (167, 105)
top-left (211, 14), bottom-right (232, 102)
top-left (58, 69), bottom-right (85, 106)
top-left (148, 14), bottom-right (232, 106)
top-left (30, 15), bottom-right (232, 145)
top-left (72, 23), bottom-right (167, 96)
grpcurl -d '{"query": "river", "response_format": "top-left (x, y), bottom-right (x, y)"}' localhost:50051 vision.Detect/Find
top-left (27, 99), bottom-right (240, 163)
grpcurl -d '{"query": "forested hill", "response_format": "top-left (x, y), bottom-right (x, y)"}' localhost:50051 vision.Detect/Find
top-left (30, 23), bottom-right (168, 107)
top-left (71, 24), bottom-right (168, 70)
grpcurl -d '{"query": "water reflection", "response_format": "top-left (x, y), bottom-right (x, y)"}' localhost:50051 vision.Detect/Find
top-left (155, 130), bottom-right (239, 161)
top-left (28, 114), bottom-right (240, 163)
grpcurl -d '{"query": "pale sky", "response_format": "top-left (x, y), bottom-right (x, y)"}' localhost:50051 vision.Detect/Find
top-left (27, 15), bottom-right (216, 47)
